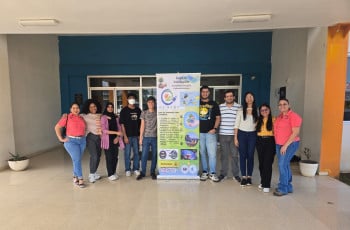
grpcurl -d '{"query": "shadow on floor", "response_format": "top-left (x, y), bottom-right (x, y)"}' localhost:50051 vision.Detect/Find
top-left (340, 173), bottom-right (350, 186)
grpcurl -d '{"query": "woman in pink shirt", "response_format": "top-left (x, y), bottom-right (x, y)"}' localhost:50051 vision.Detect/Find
top-left (54, 102), bottom-right (87, 188)
top-left (273, 98), bottom-right (302, 196)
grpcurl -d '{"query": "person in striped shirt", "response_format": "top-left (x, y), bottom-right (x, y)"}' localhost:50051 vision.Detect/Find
top-left (218, 90), bottom-right (242, 182)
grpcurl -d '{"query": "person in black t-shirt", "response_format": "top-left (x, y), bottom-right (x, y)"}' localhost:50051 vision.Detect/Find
top-left (119, 93), bottom-right (142, 177)
top-left (199, 86), bottom-right (221, 182)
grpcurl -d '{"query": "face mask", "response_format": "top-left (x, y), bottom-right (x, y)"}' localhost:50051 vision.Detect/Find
top-left (128, 99), bottom-right (136, 105)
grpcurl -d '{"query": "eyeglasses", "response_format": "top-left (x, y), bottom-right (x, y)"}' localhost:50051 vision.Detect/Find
top-left (278, 103), bottom-right (288, 106)
top-left (260, 109), bottom-right (269, 112)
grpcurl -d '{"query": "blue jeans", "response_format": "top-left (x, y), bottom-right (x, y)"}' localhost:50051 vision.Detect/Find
top-left (200, 133), bottom-right (217, 174)
top-left (124, 136), bottom-right (140, 171)
top-left (64, 137), bottom-right (86, 179)
top-left (276, 141), bottom-right (300, 194)
top-left (141, 137), bottom-right (157, 175)
top-left (237, 130), bottom-right (257, 177)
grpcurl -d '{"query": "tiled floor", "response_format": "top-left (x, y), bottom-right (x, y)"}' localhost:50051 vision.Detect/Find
top-left (1, 146), bottom-right (350, 230)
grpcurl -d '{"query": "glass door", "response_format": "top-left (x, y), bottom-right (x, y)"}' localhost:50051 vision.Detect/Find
top-left (90, 90), bottom-right (115, 113)
top-left (213, 88), bottom-right (240, 105)
top-left (115, 89), bottom-right (140, 114)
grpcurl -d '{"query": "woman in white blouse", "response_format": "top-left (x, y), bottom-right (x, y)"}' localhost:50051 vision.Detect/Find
top-left (234, 92), bottom-right (258, 187)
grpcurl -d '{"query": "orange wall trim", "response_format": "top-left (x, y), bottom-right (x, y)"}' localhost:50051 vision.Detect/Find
top-left (320, 24), bottom-right (350, 177)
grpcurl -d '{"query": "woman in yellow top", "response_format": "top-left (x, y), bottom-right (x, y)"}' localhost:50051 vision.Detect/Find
top-left (256, 103), bottom-right (276, 193)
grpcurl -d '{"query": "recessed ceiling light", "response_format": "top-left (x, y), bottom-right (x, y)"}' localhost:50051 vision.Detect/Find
top-left (19, 19), bottom-right (59, 26)
top-left (231, 14), bottom-right (272, 23)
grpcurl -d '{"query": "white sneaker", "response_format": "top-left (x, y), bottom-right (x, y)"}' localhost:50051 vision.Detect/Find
top-left (89, 173), bottom-right (96, 183)
top-left (108, 174), bottom-right (119, 181)
top-left (263, 188), bottom-right (270, 193)
top-left (258, 184), bottom-right (263, 190)
top-left (209, 173), bottom-right (220, 182)
top-left (126, 171), bottom-right (131, 177)
top-left (134, 170), bottom-right (141, 176)
top-left (200, 172), bottom-right (208, 181)
top-left (94, 173), bottom-right (101, 180)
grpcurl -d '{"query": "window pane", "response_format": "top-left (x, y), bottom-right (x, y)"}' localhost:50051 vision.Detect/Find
top-left (90, 78), bottom-right (140, 87)
top-left (214, 88), bottom-right (239, 105)
top-left (142, 77), bottom-right (156, 87)
top-left (116, 90), bottom-right (140, 114)
top-left (344, 87), bottom-right (350, 120)
top-left (142, 89), bottom-right (157, 110)
top-left (201, 76), bottom-right (240, 86)
top-left (91, 90), bottom-right (114, 113)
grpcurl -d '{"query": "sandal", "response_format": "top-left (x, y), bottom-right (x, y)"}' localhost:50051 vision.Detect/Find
top-left (73, 176), bottom-right (79, 184)
top-left (77, 179), bottom-right (86, 188)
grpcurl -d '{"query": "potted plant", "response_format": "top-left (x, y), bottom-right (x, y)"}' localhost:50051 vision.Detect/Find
top-left (299, 147), bottom-right (319, 177)
top-left (8, 152), bottom-right (30, 171)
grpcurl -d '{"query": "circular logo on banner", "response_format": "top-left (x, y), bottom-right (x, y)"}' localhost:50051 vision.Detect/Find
top-left (181, 165), bottom-right (189, 174)
top-left (183, 112), bottom-right (199, 129)
top-left (161, 89), bottom-right (176, 105)
top-left (159, 150), bottom-right (166, 159)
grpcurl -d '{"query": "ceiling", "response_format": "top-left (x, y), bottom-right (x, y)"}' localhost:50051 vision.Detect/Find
top-left (1, 0), bottom-right (350, 34)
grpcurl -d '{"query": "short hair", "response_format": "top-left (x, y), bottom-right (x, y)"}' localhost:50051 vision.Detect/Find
top-left (224, 90), bottom-right (235, 97)
top-left (127, 92), bottom-right (137, 99)
top-left (147, 96), bottom-right (156, 102)
top-left (279, 98), bottom-right (289, 104)
top-left (200, 85), bottom-right (210, 92)
top-left (70, 102), bottom-right (80, 108)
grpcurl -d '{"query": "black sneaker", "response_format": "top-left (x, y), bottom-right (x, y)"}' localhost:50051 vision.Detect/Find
top-left (246, 178), bottom-right (252, 186)
top-left (136, 174), bottom-right (144, 180)
top-left (218, 175), bottom-right (225, 182)
top-left (234, 176), bottom-right (241, 183)
top-left (241, 178), bottom-right (247, 187)
top-left (151, 173), bottom-right (157, 180)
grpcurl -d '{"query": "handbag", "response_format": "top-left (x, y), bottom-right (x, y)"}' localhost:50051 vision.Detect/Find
top-left (60, 115), bottom-right (68, 142)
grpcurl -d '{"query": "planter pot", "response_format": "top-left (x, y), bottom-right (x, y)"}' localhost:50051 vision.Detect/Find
top-left (8, 159), bottom-right (30, 171)
top-left (299, 160), bottom-right (318, 177)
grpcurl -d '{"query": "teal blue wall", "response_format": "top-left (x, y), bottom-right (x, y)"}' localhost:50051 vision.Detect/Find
top-left (59, 33), bottom-right (272, 112)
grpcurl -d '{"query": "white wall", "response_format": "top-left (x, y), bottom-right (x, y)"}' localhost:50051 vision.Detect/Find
top-left (271, 28), bottom-right (327, 162)
top-left (270, 29), bottom-right (308, 116)
top-left (7, 35), bottom-right (61, 155)
top-left (341, 122), bottom-right (350, 172)
top-left (302, 27), bottom-right (327, 162)
top-left (0, 35), bottom-right (15, 167)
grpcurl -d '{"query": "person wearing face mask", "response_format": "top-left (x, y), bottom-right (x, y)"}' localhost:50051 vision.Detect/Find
top-left (119, 93), bottom-right (142, 177)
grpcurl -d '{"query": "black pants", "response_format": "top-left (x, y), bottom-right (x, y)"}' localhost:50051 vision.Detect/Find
top-left (105, 138), bottom-right (119, 177)
top-left (86, 133), bottom-right (102, 174)
top-left (256, 136), bottom-right (276, 188)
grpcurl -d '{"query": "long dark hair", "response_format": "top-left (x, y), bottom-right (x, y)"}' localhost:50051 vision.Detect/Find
top-left (256, 103), bottom-right (273, 132)
top-left (242, 92), bottom-right (258, 122)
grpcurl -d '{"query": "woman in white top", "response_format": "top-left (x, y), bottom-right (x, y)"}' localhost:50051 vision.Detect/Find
top-left (234, 92), bottom-right (258, 187)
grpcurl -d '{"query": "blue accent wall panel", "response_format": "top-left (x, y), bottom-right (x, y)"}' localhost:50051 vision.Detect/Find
top-left (59, 33), bottom-right (272, 111)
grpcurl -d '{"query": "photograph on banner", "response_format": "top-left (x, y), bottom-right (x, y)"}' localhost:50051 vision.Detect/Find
top-left (156, 73), bottom-right (200, 179)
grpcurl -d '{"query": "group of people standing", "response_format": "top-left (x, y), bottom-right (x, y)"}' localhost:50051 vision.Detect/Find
top-left (55, 86), bottom-right (302, 196)
top-left (54, 93), bottom-right (158, 188)
top-left (199, 86), bottom-right (302, 197)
